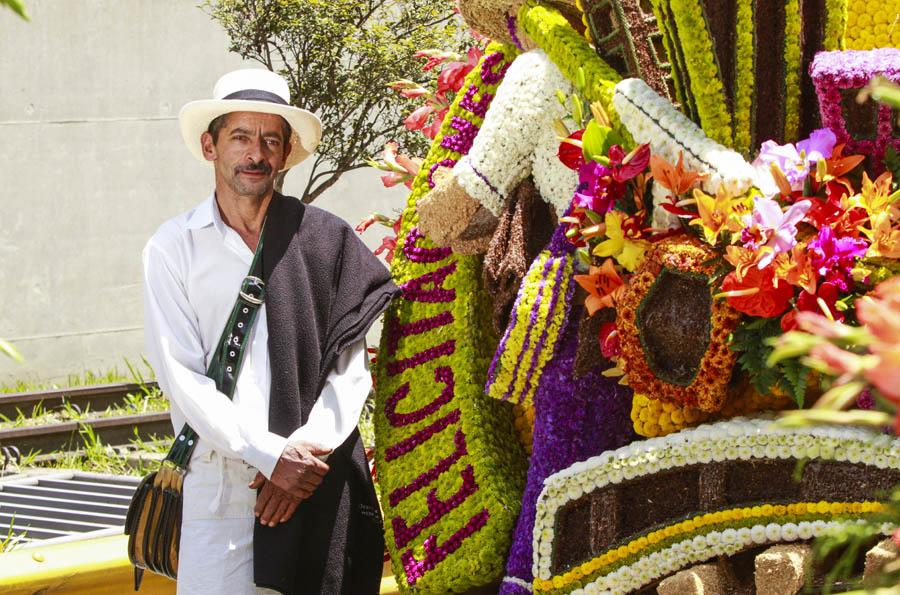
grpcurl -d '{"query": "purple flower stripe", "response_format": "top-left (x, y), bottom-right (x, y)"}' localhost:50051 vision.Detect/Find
top-left (458, 84), bottom-right (494, 119)
top-left (506, 14), bottom-right (525, 51)
top-left (480, 51), bottom-right (510, 85)
top-left (470, 163), bottom-right (505, 203)
top-left (385, 366), bottom-right (455, 427)
top-left (400, 261), bottom-right (458, 303)
top-left (388, 428), bottom-right (467, 507)
top-left (403, 227), bottom-right (452, 263)
top-left (392, 465), bottom-right (478, 549)
top-left (517, 256), bottom-right (571, 405)
top-left (387, 310), bottom-right (455, 356)
top-left (428, 158), bottom-right (457, 188)
top-left (384, 408), bottom-right (461, 461)
top-left (401, 508), bottom-right (490, 585)
top-left (501, 256), bottom-right (556, 401)
top-left (386, 340), bottom-right (456, 377)
top-left (440, 116), bottom-right (480, 154)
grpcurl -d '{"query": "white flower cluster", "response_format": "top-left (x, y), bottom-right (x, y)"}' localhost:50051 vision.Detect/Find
top-left (532, 416), bottom-right (900, 581)
top-left (576, 520), bottom-right (892, 595)
top-left (612, 78), bottom-right (758, 215)
top-left (455, 48), bottom-right (577, 217)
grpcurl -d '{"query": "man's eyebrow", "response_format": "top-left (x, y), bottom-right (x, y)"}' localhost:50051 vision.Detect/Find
top-left (229, 127), bottom-right (283, 140)
top-left (229, 127), bottom-right (253, 136)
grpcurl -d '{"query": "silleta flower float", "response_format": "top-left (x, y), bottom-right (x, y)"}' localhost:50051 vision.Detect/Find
top-left (366, 0), bottom-right (900, 593)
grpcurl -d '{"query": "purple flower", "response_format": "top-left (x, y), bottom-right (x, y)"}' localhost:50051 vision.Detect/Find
top-left (741, 196), bottom-right (812, 268)
top-left (571, 161), bottom-right (623, 214)
top-left (753, 128), bottom-right (837, 191)
top-left (808, 226), bottom-right (868, 291)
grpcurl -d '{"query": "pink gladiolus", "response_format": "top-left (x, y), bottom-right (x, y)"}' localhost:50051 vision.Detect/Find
top-left (404, 105), bottom-right (435, 132)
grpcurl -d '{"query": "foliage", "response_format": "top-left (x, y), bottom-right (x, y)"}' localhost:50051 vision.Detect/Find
top-left (0, 338), bottom-right (23, 363)
top-left (730, 317), bottom-right (809, 406)
top-left (205, 0), bottom-right (472, 203)
top-left (0, 0), bottom-right (28, 20)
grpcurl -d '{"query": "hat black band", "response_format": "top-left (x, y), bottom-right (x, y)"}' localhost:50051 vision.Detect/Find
top-left (222, 89), bottom-right (288, 105)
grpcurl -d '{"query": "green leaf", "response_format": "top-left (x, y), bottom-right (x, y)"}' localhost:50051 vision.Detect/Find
top-left (1, 0), bottom-right (29, 20)
top-left (0, 338), bottom-right (23, 363)
top-left (581, 119), bottom-right (621, 162)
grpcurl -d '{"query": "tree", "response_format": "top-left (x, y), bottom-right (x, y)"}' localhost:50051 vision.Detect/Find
top-left (205, 0), bottom-right (471, 203)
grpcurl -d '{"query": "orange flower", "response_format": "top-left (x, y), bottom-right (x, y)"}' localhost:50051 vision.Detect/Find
top-left (649, 152), bottom-right (706, 199)
top-left (723, 245), bottom-right (760, 281)
top-left (718, 266), bottom-right (793, 318)
top-left (573, 258), bottom-right (624, 315)
top-left (863, 210), bottom-right (900, 258)
top-left (771, 243), bottom-right (817, 294)
top-left (849, 171), bottom-right (897, 216)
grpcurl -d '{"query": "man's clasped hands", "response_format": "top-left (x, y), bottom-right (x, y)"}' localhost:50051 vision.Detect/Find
top-left (249, 441), bottom-right (331, 527)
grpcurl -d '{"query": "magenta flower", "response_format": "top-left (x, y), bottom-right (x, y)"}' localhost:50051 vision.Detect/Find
top-left (808, 225), bottom-right (868, 291)
top-left (753, 128), bottom-right (837, 191)
top-left (741, 195), bottom-right (812, 268)
top-left (571, 161), bottom-right (623, 214)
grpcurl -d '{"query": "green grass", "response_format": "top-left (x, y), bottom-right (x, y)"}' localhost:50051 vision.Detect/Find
top-left (0, 357), bottom-right (157, 394)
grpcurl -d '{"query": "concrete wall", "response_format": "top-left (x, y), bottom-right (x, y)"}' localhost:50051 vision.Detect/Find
top-left (0, 1), bottom-right (407, 383)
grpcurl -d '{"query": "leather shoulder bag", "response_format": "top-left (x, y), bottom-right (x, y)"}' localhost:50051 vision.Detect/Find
top-left (125, 229), bottom-right (266, 590)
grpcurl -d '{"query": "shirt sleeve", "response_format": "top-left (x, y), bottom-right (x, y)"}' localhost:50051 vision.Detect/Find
top-left (286, 338), bottom-right (372, 453)
top-left (142, 237), bottom-right (287, 478)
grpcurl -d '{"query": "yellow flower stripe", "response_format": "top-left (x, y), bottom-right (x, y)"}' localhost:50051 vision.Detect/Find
top-left (650, 0), bottom-right (733, 146)
top-left (512, 403), bottom-right (536, 455)
top-left (486, 252), bottom-right (572, 407)
top-left (534, 500), bottom-right (886, 592)
top-left (824, 0), bottom-right (849, 50)
top-left (731, 0), bottom-right (755, 156)
top-left (783, 0), bottom-right (803, 142)
top-left (845, 0), bottom-right (900, 49)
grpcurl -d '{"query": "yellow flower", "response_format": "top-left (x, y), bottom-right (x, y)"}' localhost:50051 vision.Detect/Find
top-left (690, 187), bottom-right (744, 245)
top-left (863, 210), bottom-right (900, 258)
top-left (592, 211), bottom-right (650, 272)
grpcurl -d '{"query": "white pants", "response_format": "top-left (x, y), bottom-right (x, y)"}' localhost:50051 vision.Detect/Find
top-left (177, 449), bottom-right (278, 595)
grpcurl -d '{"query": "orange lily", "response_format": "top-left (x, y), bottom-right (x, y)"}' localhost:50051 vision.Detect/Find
top-left (863, 210), bottom-right (900, 258)
top-left (573, 258), bottom-right (624, 315)
top-left (849, 171), bottom-right (898, 216)
top-left (771, 243), bottom-right (817, 294)
top-left (723, 245), bottom-right (761, 281)
top-left (649, 152), bottom-right (706, 198)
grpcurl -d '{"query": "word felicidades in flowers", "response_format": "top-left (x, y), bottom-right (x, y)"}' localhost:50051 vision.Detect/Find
top-left (375, 42), bottom-right (528, 594)
top-left (532, 417), bottom-right (900, 592)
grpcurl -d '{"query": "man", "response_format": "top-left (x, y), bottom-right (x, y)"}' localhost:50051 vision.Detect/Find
top-left (143, 69), bottom-right (398, 594)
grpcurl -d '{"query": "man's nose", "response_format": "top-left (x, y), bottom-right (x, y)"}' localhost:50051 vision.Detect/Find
top-left (246, 137), bottom-right (265, 162)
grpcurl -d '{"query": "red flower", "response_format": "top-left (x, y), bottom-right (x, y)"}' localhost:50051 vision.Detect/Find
top-left (608, 144), bottom-right (650, 183)
top-left (780, 281), bottom-right (844, 331)
top-left (558, 129), bottom-right (585, 170)
top-left (436, 47), bottom-right (483, 95)
top-left (599, 322), bottom-right (621, 359)
top-left (720, 266), bottom-right (794, 318)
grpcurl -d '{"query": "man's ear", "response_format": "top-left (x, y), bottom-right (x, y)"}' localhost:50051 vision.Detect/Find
top-left (200, 131), bottom-right (217, 162)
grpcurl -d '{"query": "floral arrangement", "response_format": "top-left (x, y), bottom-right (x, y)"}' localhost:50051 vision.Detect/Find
top-left (558, 67), bottom-right (899, 429)
top-left (454, 48), bottom-right (578, 216)
top-left (811, 48), bottom-right (900, 171)
top-left (531, 416), bottom-right (900, 593)
top-left (374, 42), bottom-right (531, 593)
top-left (844, 0), bottom-right (900, 50)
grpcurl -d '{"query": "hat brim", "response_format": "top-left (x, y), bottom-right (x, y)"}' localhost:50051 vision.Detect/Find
top-left (178, 99), bottom-right (322, 171)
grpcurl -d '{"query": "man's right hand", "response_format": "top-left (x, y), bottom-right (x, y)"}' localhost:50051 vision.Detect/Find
top-left (268, 441), bottom-right (331, 498)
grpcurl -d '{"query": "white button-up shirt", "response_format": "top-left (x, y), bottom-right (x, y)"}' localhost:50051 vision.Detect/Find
top-left (142, 193), bottom-right (371, 483)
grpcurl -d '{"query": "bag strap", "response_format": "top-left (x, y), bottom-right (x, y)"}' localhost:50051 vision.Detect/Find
top-left (164, 224), bottom-right (267, 469)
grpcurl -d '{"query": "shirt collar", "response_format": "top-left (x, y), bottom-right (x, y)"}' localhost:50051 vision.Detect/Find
top-left (185, 193), bottom-right (229, 238)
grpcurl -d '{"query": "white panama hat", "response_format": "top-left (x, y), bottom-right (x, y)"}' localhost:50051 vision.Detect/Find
top-left (179, 69), bottom-right (322, 171)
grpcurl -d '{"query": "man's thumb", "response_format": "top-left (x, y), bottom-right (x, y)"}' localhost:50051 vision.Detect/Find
top-left (308, 444), bottom-right (333, 456)
top-left (248, 471), bottom-right (265, 489)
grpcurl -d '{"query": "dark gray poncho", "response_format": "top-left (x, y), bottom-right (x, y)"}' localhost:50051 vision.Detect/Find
top-left (254, 193), bottom-right (399, 594)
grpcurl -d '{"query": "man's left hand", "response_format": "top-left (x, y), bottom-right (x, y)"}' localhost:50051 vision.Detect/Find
top-left (249, 472), bottom-right (303, 527)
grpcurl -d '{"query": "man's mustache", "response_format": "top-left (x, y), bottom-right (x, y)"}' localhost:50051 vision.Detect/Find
top-left (235, 162), bottom-right (272, 175)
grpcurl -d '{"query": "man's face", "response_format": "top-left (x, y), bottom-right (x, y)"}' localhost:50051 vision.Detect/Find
top-left (200, 111), bottom-right (292, 199)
